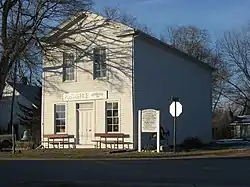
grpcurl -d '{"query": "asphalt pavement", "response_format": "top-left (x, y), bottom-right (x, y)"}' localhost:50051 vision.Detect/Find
top-left (1, 157), bottom-right (250, 187)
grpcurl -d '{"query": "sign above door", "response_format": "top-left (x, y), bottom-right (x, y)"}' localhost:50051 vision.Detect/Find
top-left (63, 91), bottom-right (108, 101)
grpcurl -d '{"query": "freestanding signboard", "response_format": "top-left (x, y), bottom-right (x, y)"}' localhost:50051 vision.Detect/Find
top-left (138, 109), bottom-right (160, 153)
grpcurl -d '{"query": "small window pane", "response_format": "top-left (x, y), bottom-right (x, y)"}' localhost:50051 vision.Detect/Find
top-left (57, 112), bottom-right (65, 119)
top-left (94, 62), bottom-right (100, 69)
top-left (55, 120), bottom-right (60, 126)
top-left (107, 103), bottom-right (112, 110)
top-left (94, 70), bottom-right (100, 78)
top-left (100, 70), bottom-right (106, 77)
top-left (107, 110), bottom-right (112, 117)
top-left (61, 105), bottom-right (65, 110)
top-left (107, 118), bottom-right (112, 125)
top-left (113, 110), bottom-right (118, 117)
top-left (56, 126), bottom-right (65, 133)
top-left (113, 103), bottom-right (118, 109)
top-left (107, 125), bottom-right (112, 132)
top-left (113, 125), bottom-right (119, 132)
top-left (57, 119), bottom-right (65, 126)
top-left (113, 117), bottom-right (119, 124)
top-left (56, 105), bottom-right (61, 111)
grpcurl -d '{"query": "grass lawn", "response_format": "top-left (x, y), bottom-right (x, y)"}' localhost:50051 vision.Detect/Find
top-left (0, 148), bottom-right (248, 159)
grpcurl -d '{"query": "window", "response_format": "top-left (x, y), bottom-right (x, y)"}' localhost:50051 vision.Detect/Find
top-left (93, 47), bottom-right (107, 78)
top-left (106, 102), bottom-right (119, 132)
top-left (63, 53), bottom-right (75, 81)
top-left (54, 104), bottom-right (66, 133)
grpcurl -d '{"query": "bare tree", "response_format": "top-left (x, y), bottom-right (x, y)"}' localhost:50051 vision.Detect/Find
top-left (41, 11), bottom-right (137, 95)
top-left (0, 0), bottom-right (93, 100)
top-left (101, 7), bottom-right (152, 35)
top-left (219, 24), bottom-right (250, 113)
top-left (0, 2), bottom-right (153, 100)
top-left (161, 25), bottom-right (227, 112)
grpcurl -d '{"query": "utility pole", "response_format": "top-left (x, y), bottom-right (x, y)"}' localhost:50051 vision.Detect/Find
top-left (10, 62), bottom-right (17, 154)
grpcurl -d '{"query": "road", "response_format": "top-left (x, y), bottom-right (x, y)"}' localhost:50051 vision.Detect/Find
top-left (1, 157), bottom-right (250, 187)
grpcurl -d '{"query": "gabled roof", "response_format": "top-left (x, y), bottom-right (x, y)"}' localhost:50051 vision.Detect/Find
top-left (136, 31), bottom-right (214, 72)
top-left (116, 29), bottom-right (214, 72)
top-left (44, 11), bottom-right (214, 72)
top-left (7, 82), bottom-right (41, 107)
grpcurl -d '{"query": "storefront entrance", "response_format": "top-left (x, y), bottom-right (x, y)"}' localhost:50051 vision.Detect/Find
top-left (77, 102), bottom-right (94, 145)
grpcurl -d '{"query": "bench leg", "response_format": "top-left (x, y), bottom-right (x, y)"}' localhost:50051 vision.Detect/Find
top-left (122, 138), bottom-right (124, 150)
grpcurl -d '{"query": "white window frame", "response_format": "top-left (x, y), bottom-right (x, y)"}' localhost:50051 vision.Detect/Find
top-left (93, 47), bottom-right (107, 79)
top-left (63, 52), bottom-right (75, 82)
top-left (105, 101), bottom-right (120, 133)
top-left (54, 103), bottom-right (67, 134)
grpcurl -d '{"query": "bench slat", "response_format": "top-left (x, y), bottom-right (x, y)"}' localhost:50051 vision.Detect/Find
top-left (94, 133), bottom-right (129, 138)
top-left (92, 140), bottom-right (132, 144)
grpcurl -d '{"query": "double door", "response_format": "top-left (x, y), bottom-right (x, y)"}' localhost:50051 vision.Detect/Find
top-left (77, 102), bottom-right (94, 144)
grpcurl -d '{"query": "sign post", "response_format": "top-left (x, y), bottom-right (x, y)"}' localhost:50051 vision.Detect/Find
top-left (138, 109), bottom-right (160, 153)
top-left (169, 97), bottom-right (182, 153)
top-left (138, 110), bottom-right (142, 152)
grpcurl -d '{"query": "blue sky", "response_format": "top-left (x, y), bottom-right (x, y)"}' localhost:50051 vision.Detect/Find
top-left (93, 0), bottom-right (250, 40)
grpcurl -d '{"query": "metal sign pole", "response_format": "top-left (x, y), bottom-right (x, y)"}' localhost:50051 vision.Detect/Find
top-left (173, 101), bottom-right (177, 153)
top-left (171, 96), bottom-right (180, 153)
top-left (138, 110), bottom-right (142, 152)
top-left (156, 111), bottom-right (160, 153)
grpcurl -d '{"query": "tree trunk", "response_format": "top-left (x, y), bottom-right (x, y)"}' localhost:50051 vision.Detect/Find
top-left (0, 56), bottom-right (10, 100)
top-left (0, 66), bottom-right (7, 100)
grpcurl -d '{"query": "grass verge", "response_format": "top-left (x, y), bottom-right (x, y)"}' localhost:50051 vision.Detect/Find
top-left (0, 148), bottom-right (248, 159)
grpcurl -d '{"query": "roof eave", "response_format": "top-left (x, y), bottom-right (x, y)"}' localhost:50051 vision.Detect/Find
top-left (132, 30), bottom-right (214, 72)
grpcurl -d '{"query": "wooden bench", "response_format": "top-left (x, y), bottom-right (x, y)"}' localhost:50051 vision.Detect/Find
top-left (93, 133), bottom-right (132, 149)
top-left (43, 134), bottom-right (76, 149)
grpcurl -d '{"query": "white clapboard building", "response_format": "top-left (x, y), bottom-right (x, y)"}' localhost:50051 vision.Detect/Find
top-left (41, 12), bottom-right (213, 149)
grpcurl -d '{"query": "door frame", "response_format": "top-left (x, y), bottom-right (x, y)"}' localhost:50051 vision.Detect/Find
top-left (76, 101), bottom-right (96, 144)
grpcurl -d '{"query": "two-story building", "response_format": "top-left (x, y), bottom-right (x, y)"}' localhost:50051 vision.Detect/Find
top-left (41, 12), bottom-right (213, 149)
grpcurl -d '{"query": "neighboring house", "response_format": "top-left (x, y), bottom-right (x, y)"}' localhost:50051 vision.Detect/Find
top-left (42, 12), bottom-right (213, 149)
top-left (229, 115), bottom-right (250, 140)
top-left (0, 81), bottom-right (41, 140)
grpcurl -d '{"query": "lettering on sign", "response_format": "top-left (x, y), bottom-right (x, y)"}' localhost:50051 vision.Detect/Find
top-left (63, 91), bottom-right (107, 101)
top-left (141, 109), bottom-right (160, 132)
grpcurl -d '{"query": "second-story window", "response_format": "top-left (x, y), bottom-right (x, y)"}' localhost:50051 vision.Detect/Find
top-left (93, 47), bottom-right (107, 79)
top-left (63, 53), bottom-right (75, 81)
